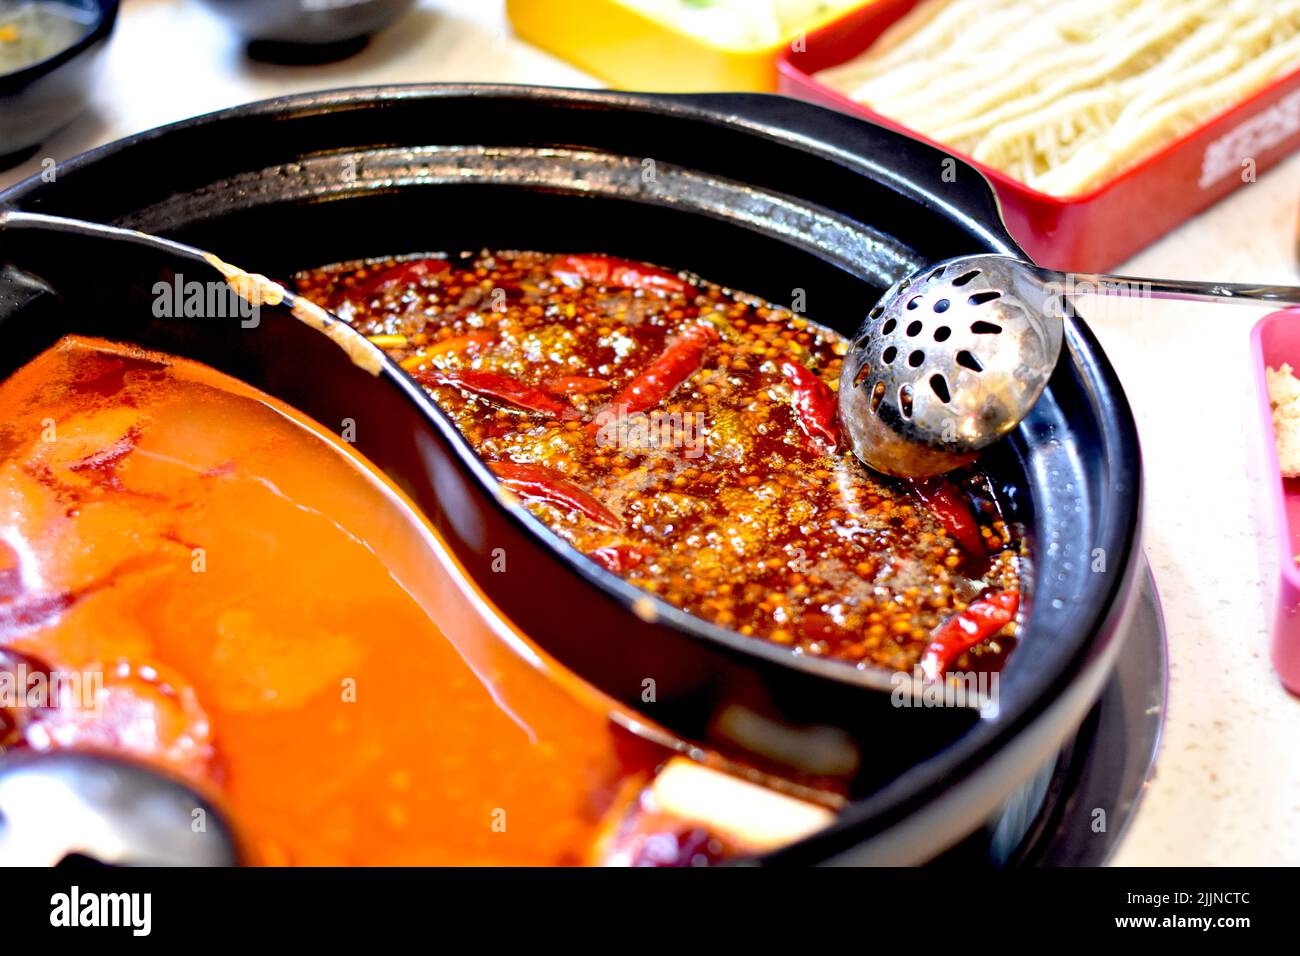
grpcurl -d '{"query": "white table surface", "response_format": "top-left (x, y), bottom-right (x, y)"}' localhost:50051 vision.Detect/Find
top-left (6, 0), bottom-right (1299, 867)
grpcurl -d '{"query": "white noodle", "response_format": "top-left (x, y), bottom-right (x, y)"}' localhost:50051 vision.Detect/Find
top-left (814, 0), bottom-right (1300, 196)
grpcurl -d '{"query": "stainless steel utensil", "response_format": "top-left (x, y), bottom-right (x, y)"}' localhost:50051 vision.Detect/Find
top-left (840, 254), bottom-right (1300, 477)
top-left (0, 751), bottom-right (238, 866)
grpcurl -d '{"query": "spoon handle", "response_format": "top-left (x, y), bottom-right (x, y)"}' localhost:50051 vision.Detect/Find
top-left (1052, 270), bottom-right (1300, 307)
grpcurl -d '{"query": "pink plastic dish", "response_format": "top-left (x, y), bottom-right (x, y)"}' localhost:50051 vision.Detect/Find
top-left (1251, 308), bottom-right (1300, 694)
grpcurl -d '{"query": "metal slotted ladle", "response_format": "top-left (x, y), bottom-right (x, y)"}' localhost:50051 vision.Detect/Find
top-left (839, 254), bottom-right (1300, 478)
top-left (0, 751), bottom-right (239, 866)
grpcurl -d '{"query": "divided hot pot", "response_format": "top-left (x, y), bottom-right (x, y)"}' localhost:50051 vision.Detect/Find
top-left (0, 85), bottom-right (1143, 864)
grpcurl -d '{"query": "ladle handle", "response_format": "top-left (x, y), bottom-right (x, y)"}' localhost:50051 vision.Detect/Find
top-left (1052, 270), bottom-right (1300, 307)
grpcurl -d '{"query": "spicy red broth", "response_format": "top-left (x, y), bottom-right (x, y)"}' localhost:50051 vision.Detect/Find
top-left (296, 251), bottom-right (1023, 678)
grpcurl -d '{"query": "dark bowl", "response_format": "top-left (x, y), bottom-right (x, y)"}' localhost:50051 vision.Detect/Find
top-left (194, 0), bottom-right (415, 52)
top-left (0, 0), bottom-right (118, 169)
top-left (0, 85), bottom-right (1143, 863)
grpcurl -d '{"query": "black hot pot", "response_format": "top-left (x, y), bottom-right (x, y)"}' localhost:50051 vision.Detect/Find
top-left (0, 85), bottom-right (1142, 865)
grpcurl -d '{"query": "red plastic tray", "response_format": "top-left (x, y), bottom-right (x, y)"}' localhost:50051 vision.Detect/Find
top-left (778, 0), bottom-right (1300, 272)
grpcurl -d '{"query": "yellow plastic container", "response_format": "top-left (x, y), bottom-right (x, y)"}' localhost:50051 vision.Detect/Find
top-left (507, 0), bottom-right (871, 93)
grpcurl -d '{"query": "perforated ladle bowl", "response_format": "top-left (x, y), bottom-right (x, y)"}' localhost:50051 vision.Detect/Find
top-left (840, 254), bottom-right (1300, 478)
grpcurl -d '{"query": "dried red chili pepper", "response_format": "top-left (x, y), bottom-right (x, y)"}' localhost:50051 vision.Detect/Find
top-left (603, 323), bottom-right (718, 417)
top-left (0, 539), bottom-right (22, 602)
top-left (920, 590), bottom-right (1019, 680)
top-left (0, 592), bottom-right (77, 639)
top-left (490, 462), bottom-right (622, 529)
top-left (549, 254), bottom-right (695, 296)
top-left (1, 648), bottom-right (51, 746)
top-left (0, 538), bottom-right (76, 638)
top-left (544, 375), bottom-right (611, 396)
top-left (587, 545), bottom-right (648, 573)
top-left (357, 258), bottom-right (449, 298)
top-left (911, 478), bottom-right (986, 558)
top-left (781, 361), bottom-right (839, 455)
top-left (415, 368), bottom-right (567, 416)
top-left (65, 425), bottom-right (141, 485)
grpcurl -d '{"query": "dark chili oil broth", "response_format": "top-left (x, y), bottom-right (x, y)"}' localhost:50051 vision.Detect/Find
top-left (293, 251), bottom-right (1023, 675)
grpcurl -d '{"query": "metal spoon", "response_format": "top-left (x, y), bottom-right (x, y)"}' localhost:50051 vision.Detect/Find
top-left (839, 254), bottom-right (1300, 478)
top-left (0, 751), bottom-right (239, 866)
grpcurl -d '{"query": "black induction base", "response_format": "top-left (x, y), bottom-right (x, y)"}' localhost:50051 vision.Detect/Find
top-left (932, 561), bottom-right (1166, 867)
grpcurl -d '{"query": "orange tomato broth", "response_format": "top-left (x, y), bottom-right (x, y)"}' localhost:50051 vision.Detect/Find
top-left (0, 335), bottom-right (662, 865)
